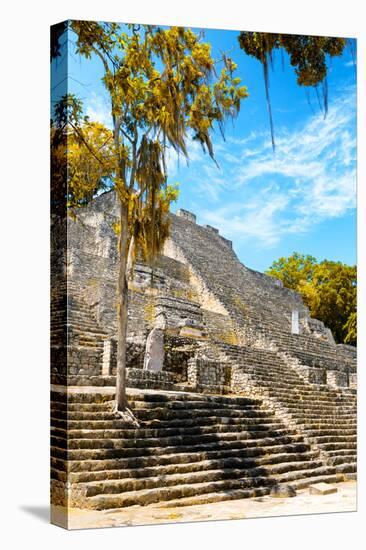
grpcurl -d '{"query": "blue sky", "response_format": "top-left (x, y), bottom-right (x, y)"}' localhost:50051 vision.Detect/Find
top-left (53, 24), bottom-right (357, 273)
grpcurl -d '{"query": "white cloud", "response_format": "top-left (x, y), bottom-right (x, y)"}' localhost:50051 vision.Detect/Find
top-left (84, 92), bottom-right (112, 128)
top-left (82, 88), bottom-right (356, 250)
top-left (191, 88), bottom-right (356, 248)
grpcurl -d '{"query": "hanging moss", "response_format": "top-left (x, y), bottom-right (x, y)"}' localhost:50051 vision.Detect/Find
top-left (238, 32), bottom-right (347, 150)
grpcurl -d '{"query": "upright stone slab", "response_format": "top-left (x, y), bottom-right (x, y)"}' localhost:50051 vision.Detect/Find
top-left (309, 483), bottom-right (337, 495)
top-left (291, 309), bottom-right (299, 335)
top-left (143, 328), bottom-right (165, 372)
top-left (102, 340), bottom-right (112, 376)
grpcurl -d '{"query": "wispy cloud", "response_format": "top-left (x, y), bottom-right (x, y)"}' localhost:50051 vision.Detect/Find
top-left (169, 87), bottom-right (356, 248)
top-left (82, 87), bottom-right (356, 250)
top-left (85, 92), bottom-right (112, 128)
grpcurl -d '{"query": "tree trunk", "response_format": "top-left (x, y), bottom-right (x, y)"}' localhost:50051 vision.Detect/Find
top-left (115, 198), bottom-right (129, 411)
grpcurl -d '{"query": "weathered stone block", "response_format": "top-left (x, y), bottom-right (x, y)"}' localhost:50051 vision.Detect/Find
top-left (327, 370), bottom-right (348, 388)
top-left (308, 367), bottom-right (327, 385)
top-left (187, 357), bottom-right (231, 392)
top-left (309, 483), bottom-right (337, 495)
top-left (271, 485), bottom-right (297, 498)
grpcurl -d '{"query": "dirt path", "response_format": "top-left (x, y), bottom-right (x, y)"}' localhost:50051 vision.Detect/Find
top-left (51, 480), bottom-right (356, 530)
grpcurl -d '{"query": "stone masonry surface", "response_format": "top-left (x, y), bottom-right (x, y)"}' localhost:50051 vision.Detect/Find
top-left (51, 191), bottom-right (357, 517)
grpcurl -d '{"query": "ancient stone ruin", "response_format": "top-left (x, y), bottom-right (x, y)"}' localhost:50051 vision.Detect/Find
top-left (51, 191), bottom-right (357, 512)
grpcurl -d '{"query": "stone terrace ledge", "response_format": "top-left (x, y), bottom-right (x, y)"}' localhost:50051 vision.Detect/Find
top-left (176, 209), bottom-right (232, 248)
top-left (176, 209), bottom-right (196, 223)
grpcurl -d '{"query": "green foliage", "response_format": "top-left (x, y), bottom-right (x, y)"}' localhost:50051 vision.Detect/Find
top-left (238, 33), bottom-right (346, 87)
top-left (51, 94), bottom-right (115, 210)
top-left (58, 22), bottom-right (248, 272)
top-left (266, 253), bottom-right (357, 345)
top-left (343, 312), bottom-right (357, 345)
top-left (266, 252), bottom-right (317, 290)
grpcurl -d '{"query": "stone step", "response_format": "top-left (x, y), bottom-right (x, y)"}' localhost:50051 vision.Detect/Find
top-left (153, 486), bottom-right (270, 508)
top-left (307, 435), bottom-right (357, 445)
top-left (58, 400), bottom-right (262, 413)
top-left (86, 470), bottom-right (270, 498)
top-left (62, 448), bottom-right (320, 476)
top-left (283, 412), bottom-right (356, 422)
top-left (60, 407), bottom-right (277, 422)
top-left (316, 441), bottom-right (357, 452)
top-left (52, 440), bottom-right (311, 465)
top-left (60, 430), bottom-right (307, 451)
top-left (85, 477), bottom-right (275, 509)
top-left (266, 384), bottom-right (355, 397)
top-left (272, 464), bottom-right (337, 484)
top-left (81, 459), bottom-right (328, 498)
top-left (303, 428), bottom-right (356, 437)
top-left (129, 400), bottom-right (263, 412)
top-left (69, 328), bottom-right (107, 338)
top-left (300, 422), bottom-right (356, 430)
top-left (335, 462), bottom-right (356, 474)
top-left (277, 401), bottom-right (356, 412)
top-left (238, 367), bottom-right (301, 378)
top-left (328, 455), bottom-right (357, 466)
top-left (273, 390), bottom-right (356, 401)
top-left (64, 453), bottom-right (322, 484)
top-left (51, 391), bottom-right (260, 407)
top-left (277, 400), bottom-right (355, 411)
top-left (274, 403), bottom-right (355, 414)
top-left (269, 392), bottom-right (356, 403)
top-left (245, 382), bottom-right (324, 394)
top-left (52, 434), bottom-right (309, 460)
top-left (325, 448), bottom-right (357, 457)
top-left (53, 422), bottom-right (298, 441)
top-left (51, 416), bottom-right (290, 432)
top-left (138, 407), bottom-right (276, 422)
top-left (51, 392), bottom-right (115, 405)
top-left (132, 392), bottom-right (261, 407)
top-left (292, 413), bottom-right (356, 421)
top-left (283, 473), bottom-right (345, 491)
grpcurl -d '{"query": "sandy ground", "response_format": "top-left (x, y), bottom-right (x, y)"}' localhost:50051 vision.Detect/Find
top-left (51, 480), bottom-right (357, 530)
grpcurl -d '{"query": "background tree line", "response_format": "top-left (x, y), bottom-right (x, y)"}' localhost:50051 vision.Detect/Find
top-left (266, 253), bottom-right (356, 345)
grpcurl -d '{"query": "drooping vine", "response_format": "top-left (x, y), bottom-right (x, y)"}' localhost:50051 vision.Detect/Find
top-left (238, 32), bottom-right (347, 151)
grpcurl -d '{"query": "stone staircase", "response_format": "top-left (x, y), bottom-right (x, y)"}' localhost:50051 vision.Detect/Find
top-left (51, 387), bottom-right (346, 510)
top-left (213, 342), bottom-right (357, 477)
top-left (50, 199), bottom-right (356, 513)
top-left (169, 213), bottom-right (307, 334)
top-left (168, 213), bottom-right (356, 378)
top-left (51, 280), bottom-right (108, 349)
top-left (261, 326), bottom-right (356, 372)
top-left (51, 280), bottom-right (109, 379)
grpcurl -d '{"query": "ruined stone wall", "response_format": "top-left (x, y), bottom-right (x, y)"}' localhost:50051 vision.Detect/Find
top-left (166, 210), bottom-right (309, 334)
top-left (63, 192), bottom-right (356, 384)
top-left (66, 193), bottom-right (197, 341)
top-left (187, 357), bottom-right (231, 393)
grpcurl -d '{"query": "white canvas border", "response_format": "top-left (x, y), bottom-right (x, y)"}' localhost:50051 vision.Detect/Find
top-left (1, 1), bottom-right (364, 548)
